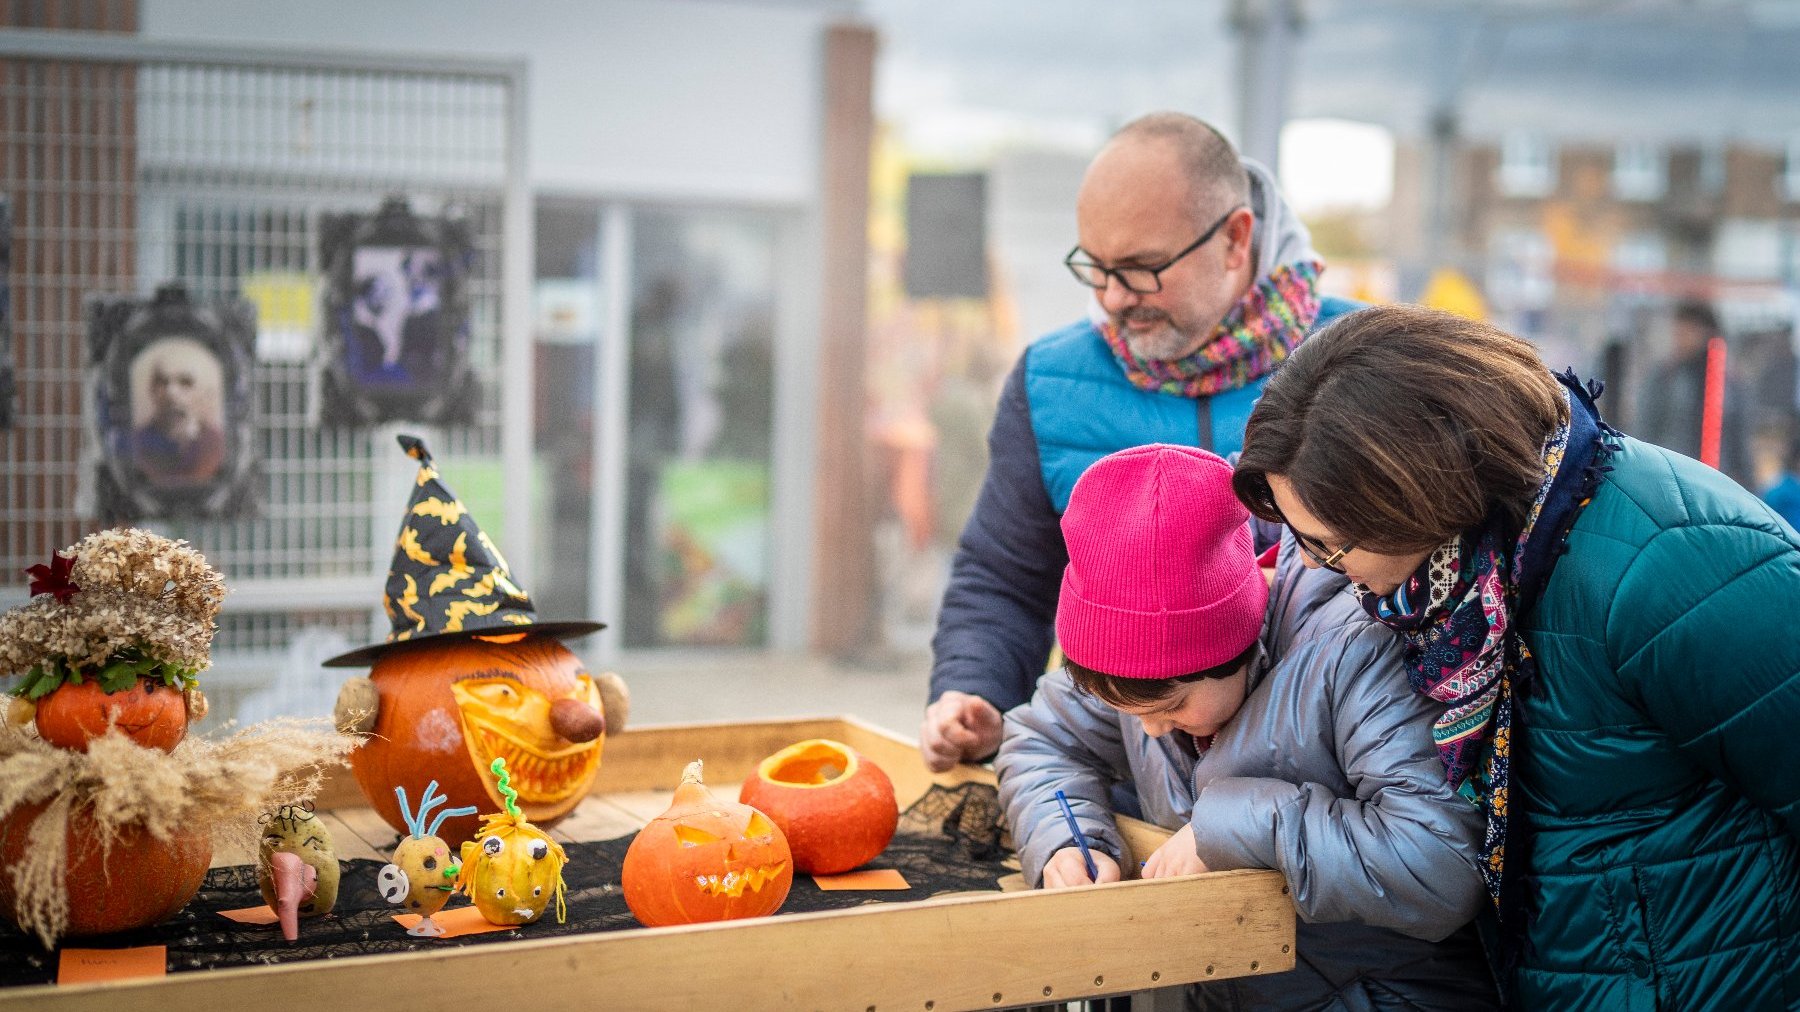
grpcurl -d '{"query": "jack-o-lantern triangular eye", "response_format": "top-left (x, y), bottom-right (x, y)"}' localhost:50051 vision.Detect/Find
top-left (744, 812), bottom-right (777, 841)
top-left (674, 823), bottom-right (723, 848)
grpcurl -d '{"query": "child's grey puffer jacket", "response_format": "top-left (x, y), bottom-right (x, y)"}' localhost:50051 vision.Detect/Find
top-left (997, 540), bottom-right (1497, 1010)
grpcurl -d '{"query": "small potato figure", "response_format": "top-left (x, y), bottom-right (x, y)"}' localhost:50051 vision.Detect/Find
top-left (377, 781), bottom-right (476, 937)
top-left (256, 802), bottom-right (340, 942)
top-left (455, 757), bottom-right (568, 926)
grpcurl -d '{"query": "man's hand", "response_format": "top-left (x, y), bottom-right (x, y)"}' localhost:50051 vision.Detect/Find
top-left (1042, 846), bottom-right (1122, 889)
top-left (1141, 824), bottom-right (1209, 879)
top-left (920, 690), bottom-right (1004, 772)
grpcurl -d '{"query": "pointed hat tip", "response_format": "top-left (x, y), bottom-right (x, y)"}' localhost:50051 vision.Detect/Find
top-left (396, 433), bottom-right (431, 465)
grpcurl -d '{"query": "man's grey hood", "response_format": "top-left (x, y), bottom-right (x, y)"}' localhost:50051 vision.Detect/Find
top-left (1243, 157), bottom-right (1318, 278)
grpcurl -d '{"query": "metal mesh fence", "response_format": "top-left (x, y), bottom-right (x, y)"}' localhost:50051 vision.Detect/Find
top-left (1, 38), bottom-right (521, 669)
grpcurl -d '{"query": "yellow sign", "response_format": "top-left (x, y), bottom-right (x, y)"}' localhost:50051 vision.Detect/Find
top-left (1419, 268), bottom-right (1488, 322)
top-left (241, 271), bottom-right (318, 362)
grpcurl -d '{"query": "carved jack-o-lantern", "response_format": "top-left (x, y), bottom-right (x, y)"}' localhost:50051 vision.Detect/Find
top-left (347, 634), bottom-right (605, 844)
top-left (622, 760), bottom-right (793, 927)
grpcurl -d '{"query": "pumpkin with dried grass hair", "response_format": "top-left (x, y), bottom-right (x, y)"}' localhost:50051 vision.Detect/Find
top-left (1, 529), bottom-right (221, 752)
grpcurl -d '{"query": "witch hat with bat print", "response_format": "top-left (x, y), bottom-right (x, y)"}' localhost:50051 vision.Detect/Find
top-left (324, 435), bottom-right (603, 667)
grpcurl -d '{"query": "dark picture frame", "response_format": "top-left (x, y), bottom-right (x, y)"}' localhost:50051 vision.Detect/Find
top-left (88, 282), bottom-right (257, 522)
top-left (318, 196), bottom-right (476, 426)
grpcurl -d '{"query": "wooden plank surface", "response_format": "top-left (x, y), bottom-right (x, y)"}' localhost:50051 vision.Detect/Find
top-left (11, 717), bottom-right (1292, 1011)
top-left (323, 808), bottom-right (397, 862)
top-left (11, 869), bottom-right (1293, 1012)
top-left (546, 797), bottom-right (642, 846)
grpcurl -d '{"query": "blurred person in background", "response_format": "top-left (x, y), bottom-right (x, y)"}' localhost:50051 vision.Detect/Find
top-left (921, 111), bottom-right (1361, 771)
top-left (1637, 299), bottom-right (1752, 485)
top-left (1762, 434), bottom-right (1800, 532)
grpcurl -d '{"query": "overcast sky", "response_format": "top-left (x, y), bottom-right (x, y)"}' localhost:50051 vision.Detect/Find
top-left (866, 0), bottom-right (1800, 161)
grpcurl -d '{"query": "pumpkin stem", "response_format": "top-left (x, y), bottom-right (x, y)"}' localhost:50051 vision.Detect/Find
top-left (668, 758), bottom-right (713, 808)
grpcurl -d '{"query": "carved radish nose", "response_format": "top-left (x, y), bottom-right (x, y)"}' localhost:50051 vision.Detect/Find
top-left (550, 697), bottom-right (604, 743)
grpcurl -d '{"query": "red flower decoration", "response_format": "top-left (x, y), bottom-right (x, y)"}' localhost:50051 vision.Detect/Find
top-left (25, 551), bottom-right (80, 603)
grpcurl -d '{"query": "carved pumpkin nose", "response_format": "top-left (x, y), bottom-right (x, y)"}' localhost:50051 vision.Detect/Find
top-left (550, 697), bottom-right (604, 743)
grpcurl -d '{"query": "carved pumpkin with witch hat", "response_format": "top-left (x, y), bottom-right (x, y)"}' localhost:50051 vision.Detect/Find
top-left (329, 435), bottom-right (628, 844)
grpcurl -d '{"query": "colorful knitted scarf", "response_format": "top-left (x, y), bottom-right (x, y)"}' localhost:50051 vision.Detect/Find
top-left (1354, 376), bottom-right (1612, 933)
top-left (1100, 259), bottom-right (1323, 398)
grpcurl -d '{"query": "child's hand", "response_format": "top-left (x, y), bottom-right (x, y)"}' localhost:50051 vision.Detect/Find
top-left (1042, 847), bottom-right (1121, 888)
top-left (920, 691), bottom-right (1004, 772)
top-left (1141, 824), bottom-right (1209, 879)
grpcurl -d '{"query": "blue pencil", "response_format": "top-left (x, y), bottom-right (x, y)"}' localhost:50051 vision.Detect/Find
top-left (1054, 788), bottom-right (1101, 882)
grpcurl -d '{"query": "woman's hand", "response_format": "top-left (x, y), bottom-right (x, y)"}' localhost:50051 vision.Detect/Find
top-left (1042, 846), bottom-right (1122, 888)
top-left (1141, 824), bottom-right (1209, 879)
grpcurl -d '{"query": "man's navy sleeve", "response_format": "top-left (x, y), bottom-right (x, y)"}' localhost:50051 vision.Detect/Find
top-left (928, 355), bottom-right (1067, 716)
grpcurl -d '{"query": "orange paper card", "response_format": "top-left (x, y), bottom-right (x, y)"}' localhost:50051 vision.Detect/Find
top-left (217, 906), bottom-right (279, 925)
top-left (813, 868), bottom-right (910, 891)
top-left (58, 946), bottom-right (166, 985)
top-left (392, 905), bottom-right (517, 938)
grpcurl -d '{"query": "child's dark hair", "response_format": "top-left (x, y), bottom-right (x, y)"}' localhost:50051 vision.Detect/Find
top-left (1064, 640), bottom-right (1257, 709)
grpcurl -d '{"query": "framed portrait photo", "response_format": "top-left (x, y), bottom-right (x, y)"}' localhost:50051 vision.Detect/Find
top-left (318, 196), bottom-right (476, 426)
top-left (88, 282), bottom-right (257, 522)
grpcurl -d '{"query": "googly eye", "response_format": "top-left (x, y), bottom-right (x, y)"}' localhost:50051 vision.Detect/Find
top-left (528, 838), bottom-right (549, 860)
top-left (376, 864), bottom-right (409, 904)
top-left (482, 835), bottom-right (503, 856)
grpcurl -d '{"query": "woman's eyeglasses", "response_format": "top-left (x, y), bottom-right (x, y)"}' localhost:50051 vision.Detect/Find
top-left (1291, 531), bottom-right (1356, 574)
top-left (1250, 482), bottom-right (1356, 573)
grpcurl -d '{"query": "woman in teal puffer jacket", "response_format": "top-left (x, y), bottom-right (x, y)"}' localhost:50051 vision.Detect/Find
top-left (1232, 304), bottom-right (1800, 1010)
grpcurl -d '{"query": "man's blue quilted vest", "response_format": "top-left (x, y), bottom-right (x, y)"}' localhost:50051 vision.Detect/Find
top-left (1026, 296), bottom-right (1360, 512)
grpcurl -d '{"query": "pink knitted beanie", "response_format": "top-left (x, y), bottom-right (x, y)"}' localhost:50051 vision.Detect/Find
top-left (1056, 444), bottom-right (1268, 679)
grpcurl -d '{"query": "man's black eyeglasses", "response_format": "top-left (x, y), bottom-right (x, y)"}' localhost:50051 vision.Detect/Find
top-left (1064, 205), bottom-right (1244, 295)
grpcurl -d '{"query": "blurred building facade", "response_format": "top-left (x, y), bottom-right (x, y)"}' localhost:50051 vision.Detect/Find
top-left (1, 2), bottom-right (879, 725)
top-left (1388, 134), bottom-right (1800, 481)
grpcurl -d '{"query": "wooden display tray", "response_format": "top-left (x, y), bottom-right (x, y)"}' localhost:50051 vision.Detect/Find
top-left (8, 716), bottom-right (1295, 1011)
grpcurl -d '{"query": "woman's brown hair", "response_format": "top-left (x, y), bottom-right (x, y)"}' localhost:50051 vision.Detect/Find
top-left (1232, 304), bottom-right (1568, 553)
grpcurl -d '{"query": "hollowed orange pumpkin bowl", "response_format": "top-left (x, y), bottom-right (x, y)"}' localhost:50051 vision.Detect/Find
top-left (738, 738), bottom-right (898, 875)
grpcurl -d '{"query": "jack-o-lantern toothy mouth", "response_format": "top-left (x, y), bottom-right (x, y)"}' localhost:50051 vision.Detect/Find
top-left (461, 720), bottom-right (600, 804)
top-left (693, 862), bottom-right (787, 898)
top-left (451, 676), bottom-right (604, 806)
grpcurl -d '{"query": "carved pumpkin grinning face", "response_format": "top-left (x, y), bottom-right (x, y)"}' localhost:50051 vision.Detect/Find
top-left (622, 760), bottom-right (794, 927)
top-left (350, 634), bottom-right (606, 843)
top-left (450, 668), bottom-right (602, 805)
top-left (671, 807), bottom-right (789, 901)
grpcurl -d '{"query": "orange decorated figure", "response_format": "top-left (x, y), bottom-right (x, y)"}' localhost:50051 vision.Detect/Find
top-left (622, 759), bottom-right (793, 927)
top-left (0, 529), bottom-right (355, 949)
top-left (328, 435), bottom-right (628, 844)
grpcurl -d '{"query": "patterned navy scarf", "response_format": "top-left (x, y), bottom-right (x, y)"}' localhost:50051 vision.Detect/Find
top-left (1354, 373), bottom-right (1614, 940)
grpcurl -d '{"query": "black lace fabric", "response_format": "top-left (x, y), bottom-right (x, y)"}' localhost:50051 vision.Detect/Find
top-left (0, 784), bottom-right (1013, 984)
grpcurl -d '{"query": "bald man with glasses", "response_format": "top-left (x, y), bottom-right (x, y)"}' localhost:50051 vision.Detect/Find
top-left (923, 111), bottom-right (1363, 772)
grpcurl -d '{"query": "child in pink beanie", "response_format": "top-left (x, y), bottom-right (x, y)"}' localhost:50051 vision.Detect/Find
top-left (996, 444), bottom-right (1497, 1010)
